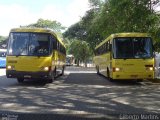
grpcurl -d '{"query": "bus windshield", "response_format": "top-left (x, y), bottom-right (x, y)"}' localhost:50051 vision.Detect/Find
top-left (8, 32), bottom-right (51, 56)
top-left (113, 37), bottom-right (153, 59)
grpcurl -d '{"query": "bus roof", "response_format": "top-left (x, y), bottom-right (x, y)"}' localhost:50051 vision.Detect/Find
top-left (10, 28), bottom-right (65, 47)
top-left (95, 32), bottom-right (151, 50)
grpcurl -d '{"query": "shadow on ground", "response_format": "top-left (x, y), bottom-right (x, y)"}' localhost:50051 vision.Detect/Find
top-left (63, 73), bottom-right (142, 86)
top-left (0, 72), bottom-right (160, 120)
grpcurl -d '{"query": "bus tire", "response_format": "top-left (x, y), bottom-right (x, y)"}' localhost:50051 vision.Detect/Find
top-left (107, 68), bottom-right (113, 82)
top-left (17, 78), bottom-right (24, 83)
top-left (107, 68), bottom-right (110, 79)
top-left (96, 66), bottom-right (100, 74)
top-left (54, 67), bottom-right (57, 79)
top-left (48, 71), bottom-right (54, 83)
top-left (137, 79), bottom-right (143, 82)
top-left (48, 67), bottom-right (57, 83)
top-left (48, 78), bottom-right (53, 83)
top-left (47, 73), bottom-right (54, 83)
top-left (61, 65), bottom-right (65, 76)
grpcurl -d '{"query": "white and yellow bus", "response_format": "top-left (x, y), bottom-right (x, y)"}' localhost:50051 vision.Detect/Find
top-left (94, 33), bottom-right (154, 81)
top-left (6, 28), bottom-right (66, 83)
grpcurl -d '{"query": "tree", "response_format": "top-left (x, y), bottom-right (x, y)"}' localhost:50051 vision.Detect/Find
top-left (0, 36), bottom-right (6, 42)
top-left (63, 22), bottom-right (87, 40)
top-left (69, 40), bottom-right (93, 67)
top-left (26, 18), bottom-right (65, 33)
top-left (63, 38), bottom-right (73, 55)
top-left (63, 0), bottom-right (104, 49)
top-left (0, 36), bottom-right (8, 49)
top-left (64, 0), bottom-right (160, 51)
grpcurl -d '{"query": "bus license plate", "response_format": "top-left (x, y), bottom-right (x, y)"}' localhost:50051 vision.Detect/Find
top-left (130, 75), bottom-right (138, 78)
top-left (24, 75), bottom-right (31, 78)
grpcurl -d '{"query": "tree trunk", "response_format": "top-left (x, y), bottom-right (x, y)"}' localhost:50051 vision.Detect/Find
top-left (85, 60), bottom-right (87, 67)
top-left (77, 59), bottom-right (80, 66)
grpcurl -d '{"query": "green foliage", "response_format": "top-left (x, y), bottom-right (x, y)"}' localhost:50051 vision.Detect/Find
top-left (27, 18), bottom-right (65, 32)
top-left (63, 23), bottom-right (87, 40)
top-left (69, 40), bottom-right (93, 65)
top-left (0, 36), bottom-right (8, 49)
top-left (64, 0), bottom-right (160, 51)
top-left (63, 0), bottom-right (104, 48)
top-left (63, 38), bottom-right (73, 54)
top-left (0, 36), bottom-right (6, 42)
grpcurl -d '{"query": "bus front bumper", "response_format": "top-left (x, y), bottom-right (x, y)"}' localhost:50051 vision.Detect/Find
top-left (6, 70), bottom-right (52, 79)
top-left (112, 72), bottom-right (154, 80)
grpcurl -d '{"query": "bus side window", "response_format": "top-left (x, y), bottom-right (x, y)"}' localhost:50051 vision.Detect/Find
top-left (59, 43), bottom-right (61, 52)
top-left (61, 45), bottom-right (65, 55)
top-left (98, 48), bottom-right (101, 55)
top-left (51, 36), bottom-right (57, 50)
top-left (106, 42), bottom-right (108, 53)
top-left (109, 40), bottom-right (112, 51)
top-left (108, 41), bottom-right (110, 52)
top-left (57, 41), bottom-right (60, 51)
top-left (64, 48), bottom-right (66, 55)
top-left (60, 44), bottom-right (62, 53)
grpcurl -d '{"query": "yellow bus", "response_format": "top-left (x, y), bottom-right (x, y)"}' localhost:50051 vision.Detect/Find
top-left (94, 33), bottom-right (154, 81)
top-left (6, 28), bottom-right (66, 83)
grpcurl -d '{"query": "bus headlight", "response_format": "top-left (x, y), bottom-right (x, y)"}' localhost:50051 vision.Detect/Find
top-left (41, 66), bottom-right (51, 71)
top-left (7, 65), bottom-right (12, 69)
top-left (149, 67), bottom-right (153, 71)
top-left (115, 68), bottom-right (120, 71)
top-left (146, 67), bottom-right (154, 71)
top-left (44, 67), bottom-right (49, 71)
top-left (7, 65), bottom-right (15, 70)
top-left (113, 67), bottom-right (121, 72)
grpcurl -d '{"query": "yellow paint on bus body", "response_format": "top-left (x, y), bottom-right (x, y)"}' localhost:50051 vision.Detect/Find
top-left (94, 33), bottom-right (154, 80)
top-left (6, 28), bottom-right (66, 80)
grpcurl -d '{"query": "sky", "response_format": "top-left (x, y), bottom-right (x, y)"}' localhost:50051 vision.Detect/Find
top-left (0, 0), bottom-right (90, 36)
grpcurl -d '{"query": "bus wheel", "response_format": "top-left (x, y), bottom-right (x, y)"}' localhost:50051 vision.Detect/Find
top-left (107, 68), bottom-right (113, 81)
top-left (53, 67), bottom-right (57, 79)
top-left (48, 72), bottom-right (54, 83)
top-left (17, 78), bottom-right (24, 83)
top-left (96, 66), bottom-right (100, 74)
top-left (48, 78), bottom-right (53, 83)
top-left (137, 79), bottom-right (143, 82)
top-left (47, 68), bottom-right (57, 83)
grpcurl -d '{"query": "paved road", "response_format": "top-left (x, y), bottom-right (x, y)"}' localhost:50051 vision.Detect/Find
top-left (0, 67), bottom-right (160, 120)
